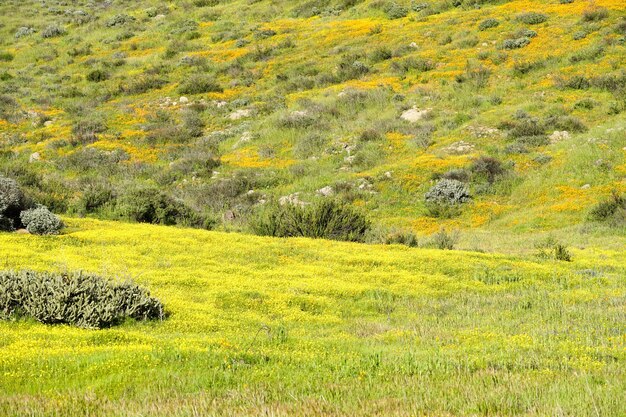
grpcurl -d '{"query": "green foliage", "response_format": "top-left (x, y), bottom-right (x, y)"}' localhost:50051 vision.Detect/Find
top-left (87, 69), bottom-right (109, 82)
top-left (384, 2), bottom-right (409, 19)
top-left (20, 206), bottom-right (63, 235)
top-left (178, 74), bottom-right (223, 94)
top-left (0, 270), bottom-right (164, 329)
top-left (116, 187), bottom-right (213, 229)
top-left (470, 156), bottom-right (505, 184)
top-left (588, 191), bottom-right (626, 226)
top-left (516, 12), bottom-right (548, 25)
top-left (429, 228), bottom-right (459, 250)
top-left (41, 24), bottom-right (66, 38)
top-left (251, 199), bottom-right (370, 242)
top-left (478, 18), bottom-right (499, 31)
top-left (501, 37), bottom-right (531, 50)
top-left (535, 237), bottom-right (572, 262)
top-left (582, 6), bottom-right (609, 22)
top-left (425, 179), bottom-right (471, 217)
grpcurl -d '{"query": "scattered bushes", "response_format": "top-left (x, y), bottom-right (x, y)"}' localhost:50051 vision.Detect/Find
top-left (251, 199), bottom-right (370, 242)
top-left (20, 206), bottom-right (63, 235)
top-left (0, 270), bottom-right (165, 329)
top-left (424, 179), bottom-right (471, 218)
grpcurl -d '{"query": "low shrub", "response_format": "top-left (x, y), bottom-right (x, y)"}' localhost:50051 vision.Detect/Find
top-left (424, 179), bottom-right (471, 218)
top-left (0, 270), bottom-right (165, 329)
top-left (581, 6), bottom-right (609, 22)
top-left (470, 156), bottom-right (505, 184)
top-left (41, 24), bottom-right (66, 38)
top-left (535, 237), bottom-right (572, 262)
top-left (502, 37), bottom-right (531, 50)
top-left (251, 199), bottom-right (370, 242)
top-left (429, 228), bottom-right (459, 250)
top-left (20, 206), bottom-right (63, 235)
top-left (87, 69), bottom-right (108, 82)
top-left (516, 12), bottom-right (548, 25)
top-left (384, 2), bottom-right (409, 19)
top-left (178, 74), bottom-right (223, 95)
top-left (478, 18), bottom-right (499, 31)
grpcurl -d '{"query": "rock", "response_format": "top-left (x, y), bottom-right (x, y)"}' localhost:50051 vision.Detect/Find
top-left (466, 125), bottom-right (500, 139)
top-left (29, 152), bottom-right (41, 163)
top-left (581, 184), bottom-right (591, 189)
top-left (409, 42), bottom-right (418, 49)
top-left (179, 96), bottom-right (189, 104)
top-left (384, 171), bottom-right (393, 179)
top-left (154, 14), bottom-right (166, 20)
top-left (444, 141), bottom-right (475, 155)
top-left (43, 120), bottom-right (53, 127)
top-left (215, 100), bottom-right (228, 108)
top-left (229, 109), bottom-right (251, 120)
top-left (223, 210), bottom-right (236, 221)
top-left (15, 229), bottom-right (30, 235)
top-left (400, 106), bottom-right (431, 123)
top-left (317, 186), bottom-right (334, 197)
top-left (549, 131), bottom-right (570, 144)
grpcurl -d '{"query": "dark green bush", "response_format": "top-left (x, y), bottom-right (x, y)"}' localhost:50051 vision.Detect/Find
top-left (251, 199), bottom-right (370, 242)
top-left (87, 69), bottom-right (108, 82)
top-left (20, 206), bottom-right (63, 235)
top-left (535, 237), bottom-right (572, 262)
top-left (0, 270), bottom-right (165, 329)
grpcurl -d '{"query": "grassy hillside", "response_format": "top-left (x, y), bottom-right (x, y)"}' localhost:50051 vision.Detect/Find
top-left (0, 218), bottom-right (625, 416)
top-left (0, 0), bottom-right (625, 235)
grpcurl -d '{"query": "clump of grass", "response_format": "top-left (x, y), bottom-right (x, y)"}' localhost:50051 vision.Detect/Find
top-left (535, 237), bottom-right (572, 262)
top-left (178, 74), bottom-right (223, 95)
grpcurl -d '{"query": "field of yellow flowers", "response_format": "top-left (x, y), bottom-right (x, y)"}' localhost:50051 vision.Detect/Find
top-left (0, 218), bottom-right (624, 416)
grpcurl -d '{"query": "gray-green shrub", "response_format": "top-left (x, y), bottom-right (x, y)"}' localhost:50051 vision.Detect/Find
top-left (20, 206), bottom-right (63, 235)
top-left (0, 270), bottom-right (165, 329)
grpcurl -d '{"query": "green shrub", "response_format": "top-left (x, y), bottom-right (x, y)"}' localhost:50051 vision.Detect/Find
top-left (106, 14), bottom-right (137, 27)
top-left (178, 74), bottom-right (223, 95)
top-left (0, 270), bottom-right (165, 329)
top-left (501, 37), bottom-right (531, 50)
top-left (516, 12), bottom-right (548, 25)
top-left (424, 179), bottom-right (471, 218)
top-left (470, 156), bottom-right (505, 184)
top-left (429, 228), bottom-right (459, 250)
top-left (478, 18), bottom-right (499, 31)
top-left (535, 237), bottom-right (572, 262)
top-left (20, 206), bottom-right (63, 235)
top-left (588, 191), bottom-right (626, 225)
top-left (582, 6), bottom-right (609, 22)
top-left (41, 24), bottom-right (66, 38)
top-left (87, 69), bottom-right (108, 82)
top-left (251, 199), bottom-right (370, 242)
top-left (384, 2), bottom-right (409, 19)
top-left (0, 52), bottom-right (14, 62)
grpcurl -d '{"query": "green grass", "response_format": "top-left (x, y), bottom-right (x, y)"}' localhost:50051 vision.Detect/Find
top-left (0, 218), bottom-right (624, 416)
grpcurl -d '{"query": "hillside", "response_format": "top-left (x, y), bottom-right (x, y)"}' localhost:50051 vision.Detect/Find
top-left (0, 218), bottom-right (625, 416)
top-left (1, 0), bottom-right (625, 237)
